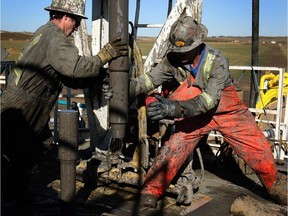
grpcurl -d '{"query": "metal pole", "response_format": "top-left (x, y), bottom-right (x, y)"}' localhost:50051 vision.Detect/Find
top-left (134, 0), bottom-right (141, 39)
top-left (250, 0), bottom-right (260, 107)
top-left (108, 0), bottom-right (129, 141)
top-left (58, 110), bottom-right (78, 216)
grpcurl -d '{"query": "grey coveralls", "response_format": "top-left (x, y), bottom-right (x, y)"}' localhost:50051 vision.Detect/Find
top-left (1, 21), bottom-right (104, 200)
top-left (130, 44), bottom-right (233, 116)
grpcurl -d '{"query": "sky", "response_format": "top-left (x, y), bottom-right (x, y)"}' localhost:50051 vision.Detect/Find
top-left (0, 0), bottom-right (287, 37)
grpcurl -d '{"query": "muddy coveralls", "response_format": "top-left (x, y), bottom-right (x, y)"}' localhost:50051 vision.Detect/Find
top-left (1, 21), bottom-right (105, 200)
top-left (130, 45), bottom-right (284, 204)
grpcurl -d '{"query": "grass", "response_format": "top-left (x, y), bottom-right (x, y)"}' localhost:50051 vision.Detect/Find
top-left (207, 42), bottom-right (252, 66)
top-left (1, 40), bottom-right (27, 62)
top-left (136, 42), bottom-right (154, 57)
top-left (2, 37), bottom-right (286, 68)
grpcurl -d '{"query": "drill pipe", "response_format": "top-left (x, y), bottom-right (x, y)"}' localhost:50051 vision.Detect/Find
top-left (58, 110), bottom-right (78, 216)
top-left (108, 0), bottom-right (129, 144)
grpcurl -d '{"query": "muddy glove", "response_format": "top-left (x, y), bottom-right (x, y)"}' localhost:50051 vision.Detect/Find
top-left (97, 36), bottom-right (128, 64)
top-left (147, 94), bottom-right (182, 120)
top-left (102, 78), bottom-right (114, 100)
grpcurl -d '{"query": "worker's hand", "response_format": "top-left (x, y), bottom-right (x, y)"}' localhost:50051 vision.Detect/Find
top-left (147, 95), bottom-right (180, 120)
top-left (109, 138), bottom-right (124, 153)
top-left (97, 36), bottom-right (128, 64)
top-left (102, 78), bottom-right (114, 100)
top-left (108, 36), bottom-right (129, 58)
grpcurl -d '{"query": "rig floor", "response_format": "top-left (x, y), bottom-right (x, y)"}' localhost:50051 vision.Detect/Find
top-left (2, 144), bottom-right (287, 216)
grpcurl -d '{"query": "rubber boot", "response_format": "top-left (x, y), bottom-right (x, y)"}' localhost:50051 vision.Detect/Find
top-left (268, 173), bottom-right (287, 205)
top-left (139, 194), bottom-right (158, 208)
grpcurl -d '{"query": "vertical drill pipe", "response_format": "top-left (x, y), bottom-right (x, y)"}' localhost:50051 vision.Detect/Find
top-left (108, 0), bottom-right (129, 139)
top-left (58, 110), bottom-right (78, 216)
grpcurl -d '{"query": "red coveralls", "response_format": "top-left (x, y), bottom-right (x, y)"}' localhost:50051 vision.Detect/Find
top-left (142, 76), bottom-right (278, 198)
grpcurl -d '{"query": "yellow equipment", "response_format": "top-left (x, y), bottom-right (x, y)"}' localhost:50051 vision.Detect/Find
top-left (256, 72), bottom-right (288, 109)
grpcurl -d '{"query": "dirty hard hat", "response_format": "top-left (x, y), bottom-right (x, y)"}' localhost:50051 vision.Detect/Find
top-left (169, 16), bottom-right (207, 53)
top-left (45, 0), bottom-right (88, 19)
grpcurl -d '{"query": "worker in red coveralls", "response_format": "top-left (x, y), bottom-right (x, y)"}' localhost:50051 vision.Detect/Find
top-left (120, 16), bottom-right (287, 208)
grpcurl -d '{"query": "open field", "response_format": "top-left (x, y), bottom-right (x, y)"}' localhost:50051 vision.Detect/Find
top-left (1, 32), bottom-right (287, 68)
top-left (136, 36), bottom-right (287, 68)
top-left (1, 32), bottom-right (287, 106)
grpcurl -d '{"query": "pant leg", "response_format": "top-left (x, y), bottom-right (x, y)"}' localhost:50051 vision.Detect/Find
top-left (141, 115), bottom-right (214, 197)
top-left (214, 87), bottom-right (277, 190)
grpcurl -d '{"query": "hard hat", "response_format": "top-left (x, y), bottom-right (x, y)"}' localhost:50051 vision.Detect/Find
top-left (168, 16), bottom-right (207, 53)
top-left (45, 0), bottom-right (88, 19)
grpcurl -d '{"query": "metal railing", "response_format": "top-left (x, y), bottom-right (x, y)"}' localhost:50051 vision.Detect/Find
top-left (0, 60), bottom-right (15, 92)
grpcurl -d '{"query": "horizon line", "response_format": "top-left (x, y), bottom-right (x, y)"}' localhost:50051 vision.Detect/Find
top-left (0, 30), bottom-right (287, 38)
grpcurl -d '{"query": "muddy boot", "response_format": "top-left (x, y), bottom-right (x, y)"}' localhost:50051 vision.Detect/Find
top-left (139, 194), bottom-right (158, 208)
top-left (268, 173), bottom-right (287, 205)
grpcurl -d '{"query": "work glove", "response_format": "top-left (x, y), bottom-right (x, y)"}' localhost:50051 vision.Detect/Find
top-left (109, 138), bottom-right (125, 153)
top-left (102, 78), bottom-right (114, 100)
top-left (97, 36), bottom-right (128, 65)
top-left (147, 94), bottom-right (182, 120)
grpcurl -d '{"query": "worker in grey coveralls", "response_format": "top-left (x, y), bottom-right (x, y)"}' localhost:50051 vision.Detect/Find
top-left (1, 0), bottom-right (128, 203)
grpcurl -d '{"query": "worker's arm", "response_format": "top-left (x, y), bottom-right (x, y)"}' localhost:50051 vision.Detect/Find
top-left (48, 32), bottom-right (127, 78)
top-left (129, 56), bottom-right (183, 97)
